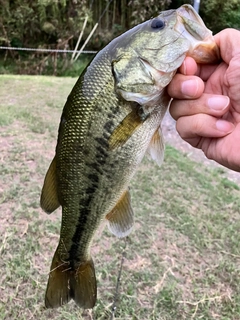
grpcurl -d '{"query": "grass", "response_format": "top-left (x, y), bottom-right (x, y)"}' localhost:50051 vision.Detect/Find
top-left (1, 74), bottom-right (240, 319)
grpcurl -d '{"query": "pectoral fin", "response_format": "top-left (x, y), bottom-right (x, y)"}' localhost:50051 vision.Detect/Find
top-left (106, 189), bottom-right (134, 238)
top-left (40, 156), bottom-right (60, 214)
top-left (109, 109), bottom-right (144, 150)
top-left (147, 127), bottom-right (165, 166)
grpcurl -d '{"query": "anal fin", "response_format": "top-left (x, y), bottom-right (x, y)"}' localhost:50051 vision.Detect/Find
top-left (106, 189), bottom-right (134, 238)
top-left (146, 126), bottom-right (165, 166)
top-left (40, 156), bottom-right (60, 214)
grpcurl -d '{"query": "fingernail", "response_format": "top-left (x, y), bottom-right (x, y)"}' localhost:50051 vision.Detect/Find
top-left (216, 119), bottom-right (234, 133)
top-left (182, 60), bottom-right (187, 75)
top-left (208, 96), bottom-right (229, 110)
top-left (181, 79), bottom-right (198, 97)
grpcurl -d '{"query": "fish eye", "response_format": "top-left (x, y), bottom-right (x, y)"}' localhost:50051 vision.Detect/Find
top-left (151, 18), bottom-right (165, 29)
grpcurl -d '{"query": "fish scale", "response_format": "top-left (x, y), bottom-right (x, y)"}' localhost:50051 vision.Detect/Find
top-left (40, 4), bottom-right (219, 309)
top-left (56, 52), bottom-right (132, 261)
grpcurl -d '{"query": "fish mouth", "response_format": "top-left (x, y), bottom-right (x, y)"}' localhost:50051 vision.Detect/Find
top-left (175, 4), bottom-right (220, 63)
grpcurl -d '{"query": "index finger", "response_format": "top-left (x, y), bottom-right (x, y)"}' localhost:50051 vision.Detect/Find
top-left (178, 56), bottom-right (218, 81)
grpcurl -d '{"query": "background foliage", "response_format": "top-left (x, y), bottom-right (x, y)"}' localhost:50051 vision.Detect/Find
top-left (200, 0), bottom-right (240, 33)
top-left (0, 0), bottom-right (239, 75)
top-left (0, 0), bottom-right (173, 49)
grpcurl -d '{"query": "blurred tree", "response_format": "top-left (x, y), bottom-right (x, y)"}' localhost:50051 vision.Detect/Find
top-left (130, 0), bottom-right (171, 25)
top-left (0, 0), bottom-right (173, 50)
top-left (0, 0), bottom-right (90, 48)
top-left (167, 0), bottom-right (191, 9)
top-left (0, 0), bottom-right (238, 51)
top-left (200, 0), bottom-right (240, 33)
top-left (91, 0), bottom-right (171, 48)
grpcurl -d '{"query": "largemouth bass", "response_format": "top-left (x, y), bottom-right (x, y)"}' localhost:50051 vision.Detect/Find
top-left (40, 4), bottom-right (219, 309)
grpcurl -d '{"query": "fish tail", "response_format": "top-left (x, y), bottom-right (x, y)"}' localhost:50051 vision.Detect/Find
top-left (45, 250), bottom-right (97, 309)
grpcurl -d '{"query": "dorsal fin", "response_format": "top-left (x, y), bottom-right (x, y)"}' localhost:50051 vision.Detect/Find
top-left (106, 189), bottom-right (134, 238)
top-left (40, 156), bottom-right (60, 214)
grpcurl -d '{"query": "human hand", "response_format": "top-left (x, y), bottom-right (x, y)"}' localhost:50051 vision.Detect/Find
top-left (168, 28), bottom-right (240, 171)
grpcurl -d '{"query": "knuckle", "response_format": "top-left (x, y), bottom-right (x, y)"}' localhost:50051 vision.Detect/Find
top-left (192, 115), bottom-right (205, 134)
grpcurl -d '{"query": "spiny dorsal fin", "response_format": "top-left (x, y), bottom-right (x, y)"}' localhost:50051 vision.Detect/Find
top-left (40, 156), bottom-right (60, 214)
top-left (106, 189), bottom-right (134, 238)
top-left (109, 109), bottom-right (143, 150)
top-left (146, 127), bottom-right (165, 166)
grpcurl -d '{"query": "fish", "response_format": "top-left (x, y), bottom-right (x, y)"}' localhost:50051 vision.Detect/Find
top-left (40, 4), bottom-right (220, 309)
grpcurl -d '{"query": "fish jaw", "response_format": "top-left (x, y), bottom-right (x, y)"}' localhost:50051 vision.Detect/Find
top-left (175, 4), bottom-right (220, 63)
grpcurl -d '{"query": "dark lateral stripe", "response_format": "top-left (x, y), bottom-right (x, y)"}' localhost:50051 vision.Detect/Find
top-left (89, 162), bottom-right (103, 174)
top-left (68, 136), bottom-right (109, 263)
top-left (69, 207), bottom-right (91, 265)
top-left (96, 145), bottom-right (108, 158)
top-left (103, 120), bottom-right (114, 133)
top-left (95, 137), bottom-right (109, 148)
top-left (88, 174), bottom-right (99, 183)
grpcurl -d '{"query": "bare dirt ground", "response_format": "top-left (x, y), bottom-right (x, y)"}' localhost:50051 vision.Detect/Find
top-left (162, 111), bottom-right (240, 185)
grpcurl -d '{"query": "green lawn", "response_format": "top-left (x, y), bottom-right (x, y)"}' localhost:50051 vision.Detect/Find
top-left (1, 75), bottom-right (240, 320)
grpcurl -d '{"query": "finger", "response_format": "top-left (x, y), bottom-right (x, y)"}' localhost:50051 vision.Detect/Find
top-left (214, 29), bottom-right (240, 64)
top-left (195, 64), bottom-right (219, 81)
top-left (178, 57), bottom-right (198, 75)
top-left (168, 74), bottom-right (204, 99)
top-left (170, 94), bottom-right (230, 120)
top-left (178, 56), bottom-right (218, 81)
top-left (193, 29), bottom-right (240, 81)
top-left (176, 114), bottom-right (235, 147)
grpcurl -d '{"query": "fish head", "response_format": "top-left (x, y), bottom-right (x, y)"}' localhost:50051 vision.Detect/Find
top-left (111, 4), bottom-right (220, 106)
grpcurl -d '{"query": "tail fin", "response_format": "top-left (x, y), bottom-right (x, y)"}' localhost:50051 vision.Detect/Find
top-left (45, 251), bottom-right (97, 309)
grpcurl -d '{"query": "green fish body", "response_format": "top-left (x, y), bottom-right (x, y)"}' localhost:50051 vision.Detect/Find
top-left (40, 4), bottom-right (219, 309)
